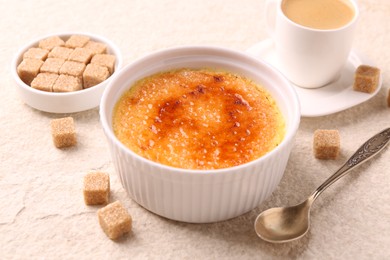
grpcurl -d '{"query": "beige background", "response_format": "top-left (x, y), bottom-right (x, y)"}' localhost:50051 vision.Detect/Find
top-left (1, 0), bottom-right (389, 259)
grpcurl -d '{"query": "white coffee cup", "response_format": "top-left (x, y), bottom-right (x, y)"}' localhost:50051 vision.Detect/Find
top-left (266, 0), bottom-right (359, 88)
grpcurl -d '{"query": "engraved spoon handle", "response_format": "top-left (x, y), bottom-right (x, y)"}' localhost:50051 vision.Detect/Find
top-left (311, 128), bottom-right (390, 201)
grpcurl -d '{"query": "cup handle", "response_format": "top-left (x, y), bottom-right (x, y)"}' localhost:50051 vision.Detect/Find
top-left (265, 0), bottom-right (279, 38)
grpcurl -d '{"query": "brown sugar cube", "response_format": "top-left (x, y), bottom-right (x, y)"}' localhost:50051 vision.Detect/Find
top-left (91, 54), bottom-right (116, 74)
top-left (48, 46), bottom-right (74, 60)
top-left (353, 65), bottom-right (381, 94)
top-left (60, 61), bottom-right (86, 79)
top-left (84, 41), bottom-right (107, 55)
top-left (40, 58), bottom-right (65, 74)
top-left (313, 129), bottom-right (340, 160)
top-left (31, 73), bottom-right (58, 92)
top-left (83, 64), bottom-right (109, 89)
top-left (23, 48), bottom-right (49, 60)
top-left (17, 58), bottom-right (44, 85)
top-left (83, 172), bottom-right (110, 205)
top-left (38, 36), bottom-right (65, 51)
top-left (387, 88), bottom-right (390, 107)
top-left (98, 201), bottom-right (132, 240)
top-left (68, 48), bottom-right (93, 64)
top-left (50, 117), bottom-right (77, 148)
top-left (53, 74), bottom-right (82, 92)
top-left (65, 35), bottom-right (90, 48)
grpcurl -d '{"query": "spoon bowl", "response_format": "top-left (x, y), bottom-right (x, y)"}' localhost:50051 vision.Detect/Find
top-left (254, 128), bottom-right (390, 243)
top-left (255, 198), bottom-right (312, 243)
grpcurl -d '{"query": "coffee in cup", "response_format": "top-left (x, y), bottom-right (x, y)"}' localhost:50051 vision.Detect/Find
top-left (281, 0), bottom-right (355, 30)
top-left (266, 0), bottom-right (359, 88)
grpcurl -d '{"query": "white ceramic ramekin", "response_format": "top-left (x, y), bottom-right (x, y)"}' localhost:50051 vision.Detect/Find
top-left (100, 46), bottom-right (300, 223)
top-left (11, 32), bottom-right (122, 113)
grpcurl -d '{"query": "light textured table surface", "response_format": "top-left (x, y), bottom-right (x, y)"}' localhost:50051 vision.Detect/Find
top-left (1, 0), bottom-right (389, 259)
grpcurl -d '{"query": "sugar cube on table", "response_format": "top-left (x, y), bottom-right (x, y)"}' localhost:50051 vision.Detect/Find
top-left (50, 117), bottom-right (77, 148)
top-left (313, 129), bottom-right (340, 160)
top-left (83, 172), bottom-right (110, 205)
top-left (98, 201), bottom-right (132, 240)
top-left (387, 88), bottom-right (390, 107)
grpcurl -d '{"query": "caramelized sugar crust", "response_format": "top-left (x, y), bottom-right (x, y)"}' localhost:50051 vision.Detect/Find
top-left (113, 69), bottom-right (285, 170)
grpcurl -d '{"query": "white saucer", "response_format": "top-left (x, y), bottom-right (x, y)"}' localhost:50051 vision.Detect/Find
top-left (246, 39), bottom-right (382, 117)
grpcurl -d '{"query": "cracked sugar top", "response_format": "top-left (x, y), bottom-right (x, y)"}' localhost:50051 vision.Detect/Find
top-left (113, 68), bottom-right (285, 170)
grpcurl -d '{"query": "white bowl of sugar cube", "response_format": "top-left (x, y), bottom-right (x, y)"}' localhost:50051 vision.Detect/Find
top-left (11, 32), bottom-right (123, 113)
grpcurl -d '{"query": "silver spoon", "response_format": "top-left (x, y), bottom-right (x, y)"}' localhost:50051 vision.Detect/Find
top-left (255, 128), bottom-right (390, 243)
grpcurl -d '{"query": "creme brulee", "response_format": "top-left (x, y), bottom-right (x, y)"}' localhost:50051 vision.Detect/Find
top-left (113, 69), bottom-right (285, 170)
